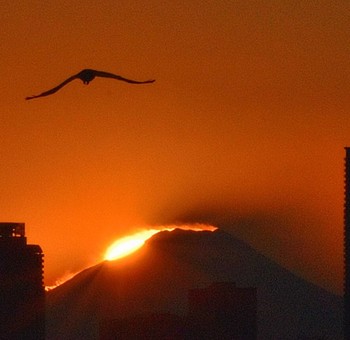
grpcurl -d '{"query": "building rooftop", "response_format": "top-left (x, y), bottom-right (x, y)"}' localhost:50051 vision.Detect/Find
top-left (0, 223), bottom-right (25, 238)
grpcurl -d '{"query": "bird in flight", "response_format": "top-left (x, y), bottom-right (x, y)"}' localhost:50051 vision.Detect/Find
top-left (25, 69), bottom-right (155, 100)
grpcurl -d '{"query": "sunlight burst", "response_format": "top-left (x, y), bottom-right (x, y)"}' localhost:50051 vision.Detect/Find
top-left (104, 224), bottom-right (217, 261)
top-left (46, 224), bottom-right (218, 291)
top-left (104, 229), bottom-right (159, 261)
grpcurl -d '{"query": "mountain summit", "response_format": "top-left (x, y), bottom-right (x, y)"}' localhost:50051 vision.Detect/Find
top-left (46, 229), bottom-right (342, 339)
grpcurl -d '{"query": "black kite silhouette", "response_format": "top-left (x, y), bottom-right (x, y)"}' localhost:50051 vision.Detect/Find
top-left (26, 69), bottom-right (155, 100)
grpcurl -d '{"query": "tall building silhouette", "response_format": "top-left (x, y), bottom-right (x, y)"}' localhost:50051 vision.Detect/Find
top-left (345, 148), bottom-right (350, 339)
top-left (0, 222), bottom-right (45, 340)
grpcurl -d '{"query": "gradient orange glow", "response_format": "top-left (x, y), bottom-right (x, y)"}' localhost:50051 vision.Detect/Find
top-left (0, 1), bottom-right (348, 294)
top-left (104, 224), bottom-right (217, 261)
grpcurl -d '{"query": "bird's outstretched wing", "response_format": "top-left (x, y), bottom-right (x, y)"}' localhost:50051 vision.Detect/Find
top-left (25, 74), bottom-right (79, 100)
top-left (26, 69), bottom-right (155, 100)
top-left (93, 70), bottom-right (155, 84)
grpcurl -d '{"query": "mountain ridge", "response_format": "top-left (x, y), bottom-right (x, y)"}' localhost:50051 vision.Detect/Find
top-left (46, 229), bottom-right (343, 339)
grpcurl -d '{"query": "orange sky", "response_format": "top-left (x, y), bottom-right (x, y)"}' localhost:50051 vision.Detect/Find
top-left (0, 0), bottom-right (348, 293)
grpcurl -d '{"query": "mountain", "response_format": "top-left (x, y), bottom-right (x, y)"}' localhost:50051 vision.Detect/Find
top-left (46, 229), bottom-right (343, 339)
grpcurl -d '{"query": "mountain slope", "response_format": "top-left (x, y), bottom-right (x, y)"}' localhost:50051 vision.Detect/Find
top-left (46, 229), bottom-right (343, 339)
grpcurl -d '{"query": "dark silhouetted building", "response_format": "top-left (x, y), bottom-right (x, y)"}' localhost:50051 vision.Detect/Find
top-left (100, 282), bottom-right (257, 340)
top-left (0, 223), bottom-right (45, 340)
top-left (188, 282), bottom-right (257, 339)
top-left (345, 148), bottom-right (350, 339)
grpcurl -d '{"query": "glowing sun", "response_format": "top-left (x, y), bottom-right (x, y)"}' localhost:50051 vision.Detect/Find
top-left (104, 229), bottom-right (159, 261)
top-left (104, 224), bottom-right (217, 261)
